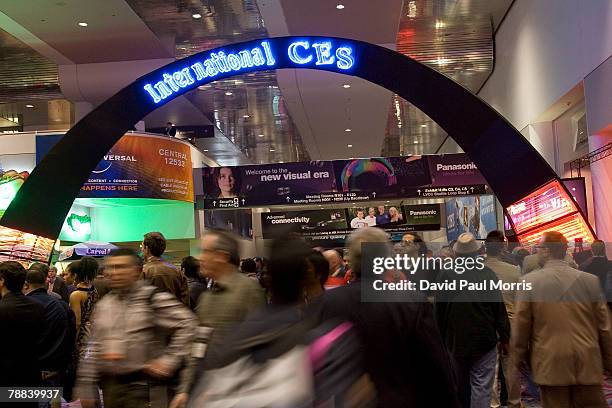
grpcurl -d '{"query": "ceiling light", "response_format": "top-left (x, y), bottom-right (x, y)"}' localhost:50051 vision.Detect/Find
top-left (336, 4), bottom-right (345, 9)
top-left (192, 13), bottom-right (202, 19)
top-left (420, 124), bottom-right (427, 128)
top-left (258, 134), bottom-right (264, 137)
top-left (203, 149), bottom-right (209, 152)
top-left (344, 128), bottom-right (351, 132)
top-left (347, 144), bottom-right (353, 148)
top-left (25, 104), bottom-right (34, 108)
top-left (413, 140), bottom-right (418, 144)
top-left (225, 91), bottom-right (233, 96)
top-left (386, 200), bottom-right (390, 203)
top-left (78, 22), bottom-right (88, 27)
top-left (279, 161), bottom-right (284, 163)
top-left (243, 114), bottom-right (250, 118)
top-left (572, 187), bottom-right (576, 191)
top-left (343, 84), bottom-right (351, 88)
top-left (269, 148), bottom-right (275, 152)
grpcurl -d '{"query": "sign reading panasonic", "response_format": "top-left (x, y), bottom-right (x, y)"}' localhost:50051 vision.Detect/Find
top-left (143, 39), bottom-right (356, 104)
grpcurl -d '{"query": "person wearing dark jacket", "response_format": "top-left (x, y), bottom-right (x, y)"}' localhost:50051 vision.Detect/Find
top-left (435, 233), bottom-right (510, 408)
top-left (47, 265), bottom-right (69, 302)
top-left (0, 261), bottom-right (45, 406)
top-left (579, 240), bottom-right (611, 296)
top-left (317, 227), bottom-right (461, 408)
top-left (181, 256), bottom-right (206, 310)
top-left (24, 268), bottom-right (76, 387)
top-left (142, 232), bottom-right (190, 307)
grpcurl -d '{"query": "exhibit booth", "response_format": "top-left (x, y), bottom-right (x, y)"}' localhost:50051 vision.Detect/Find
top-left (0, 130), bottom-right (216, 264)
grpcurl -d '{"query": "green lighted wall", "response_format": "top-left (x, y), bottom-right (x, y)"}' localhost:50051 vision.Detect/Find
top-left (0, 177), bottom-right (25, 219)
top-left (87, 199), bottom-right (195, 242)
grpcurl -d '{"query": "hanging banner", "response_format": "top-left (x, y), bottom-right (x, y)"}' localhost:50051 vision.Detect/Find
top-left (261, 204), bottom-right (441, 240)
top-left (261, 209), bottom-right (348, 239)
top-left (36, 133), bottom-right (194, 202)
top-left (200, 154), bottom-right (488, 209)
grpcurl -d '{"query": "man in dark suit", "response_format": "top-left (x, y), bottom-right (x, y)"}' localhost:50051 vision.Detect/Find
top-left (24, 267), bottom-right (75, 388)
top-left (580, 240), bottom-right (611, 295)
top-left (47, 265), bottom-right (69, 302)
top-left (0, 261), bottom-right (45, 398)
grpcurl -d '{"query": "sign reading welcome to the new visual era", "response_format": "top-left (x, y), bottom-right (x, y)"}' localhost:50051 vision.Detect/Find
top-left (142, 38), bottom-right (356, 104)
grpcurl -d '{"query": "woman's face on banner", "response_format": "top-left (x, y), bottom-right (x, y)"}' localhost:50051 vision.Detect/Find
top-left (218, 167), bottom-right (235, 194)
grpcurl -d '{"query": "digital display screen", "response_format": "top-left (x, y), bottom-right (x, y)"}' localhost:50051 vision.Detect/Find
top-left (506, 180), bottom-right (594, 245)
top-left (506, 180), bottom-right (577, 234)
top-left (0, 226), bottom-right (55, 263)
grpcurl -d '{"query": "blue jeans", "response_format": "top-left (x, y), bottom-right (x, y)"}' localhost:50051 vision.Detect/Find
top-left (456, 346), bottom-right (498, 408)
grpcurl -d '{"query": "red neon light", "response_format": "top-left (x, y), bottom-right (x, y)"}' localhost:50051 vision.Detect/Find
top-left (506, 180), bottom-right (578, 234)
top-left (516, 213), bottom-right (595, 245)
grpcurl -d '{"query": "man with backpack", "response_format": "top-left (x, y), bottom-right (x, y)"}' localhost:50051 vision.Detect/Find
top-left (75, 248), bottom-right (197, 408)
top-left (187, 238), bottom-right (372, 407)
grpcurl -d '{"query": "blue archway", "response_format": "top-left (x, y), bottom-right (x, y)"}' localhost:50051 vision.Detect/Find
top-left (0, 36), bottom-right (590, 240)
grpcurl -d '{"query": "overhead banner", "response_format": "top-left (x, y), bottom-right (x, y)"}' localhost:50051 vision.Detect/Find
top-left (36, 133), bottom-right (194, 202)
top-left (261, 209), bottom-right (348, 239)
top-left (261, 204), bottom-right (441, 240)
top-left (200, 154), bottom-right (488, 209)
top-left (445, 195), bottom-right (497, 241)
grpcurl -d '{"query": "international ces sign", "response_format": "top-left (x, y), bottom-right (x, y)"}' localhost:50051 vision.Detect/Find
top-left (143, 39), bottom-right (356, 104)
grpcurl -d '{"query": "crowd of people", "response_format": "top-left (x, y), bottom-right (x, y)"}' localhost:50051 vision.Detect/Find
top-left (0, 228), bottom-right (610, 408)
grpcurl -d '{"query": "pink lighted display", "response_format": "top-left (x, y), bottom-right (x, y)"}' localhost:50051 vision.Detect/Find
top-left (516, 213), bottom-right (595, 245)
top-left (506, 179), bottom-right (595, 245)
top-left (507, 180), bottom-right (578, 234)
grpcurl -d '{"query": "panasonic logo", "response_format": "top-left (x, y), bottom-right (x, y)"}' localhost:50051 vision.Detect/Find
top-left (436, 163), bottom-right (477, 171)
top-left (409, 210), bottom-right (437, 216)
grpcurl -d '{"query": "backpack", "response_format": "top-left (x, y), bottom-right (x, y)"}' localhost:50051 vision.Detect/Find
top-left (187, 317), bottom-right (369, 408)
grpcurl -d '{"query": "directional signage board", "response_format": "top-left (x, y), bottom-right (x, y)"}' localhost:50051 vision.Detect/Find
top-left (414, 185), bottom-right (488, 198)
top-left (198, 154), bottom-right (489, 209)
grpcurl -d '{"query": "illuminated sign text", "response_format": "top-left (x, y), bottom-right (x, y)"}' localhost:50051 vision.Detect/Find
top-left (143, 38), bottom-right (356, 104)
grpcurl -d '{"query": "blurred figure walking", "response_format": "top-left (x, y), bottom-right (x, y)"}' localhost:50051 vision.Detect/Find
top-left (317, 228), bottom-right (460, 407)
top-left (75, 248), bottom-right (197, 408)
top-left (171, 229), bottom-right (265, 408)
